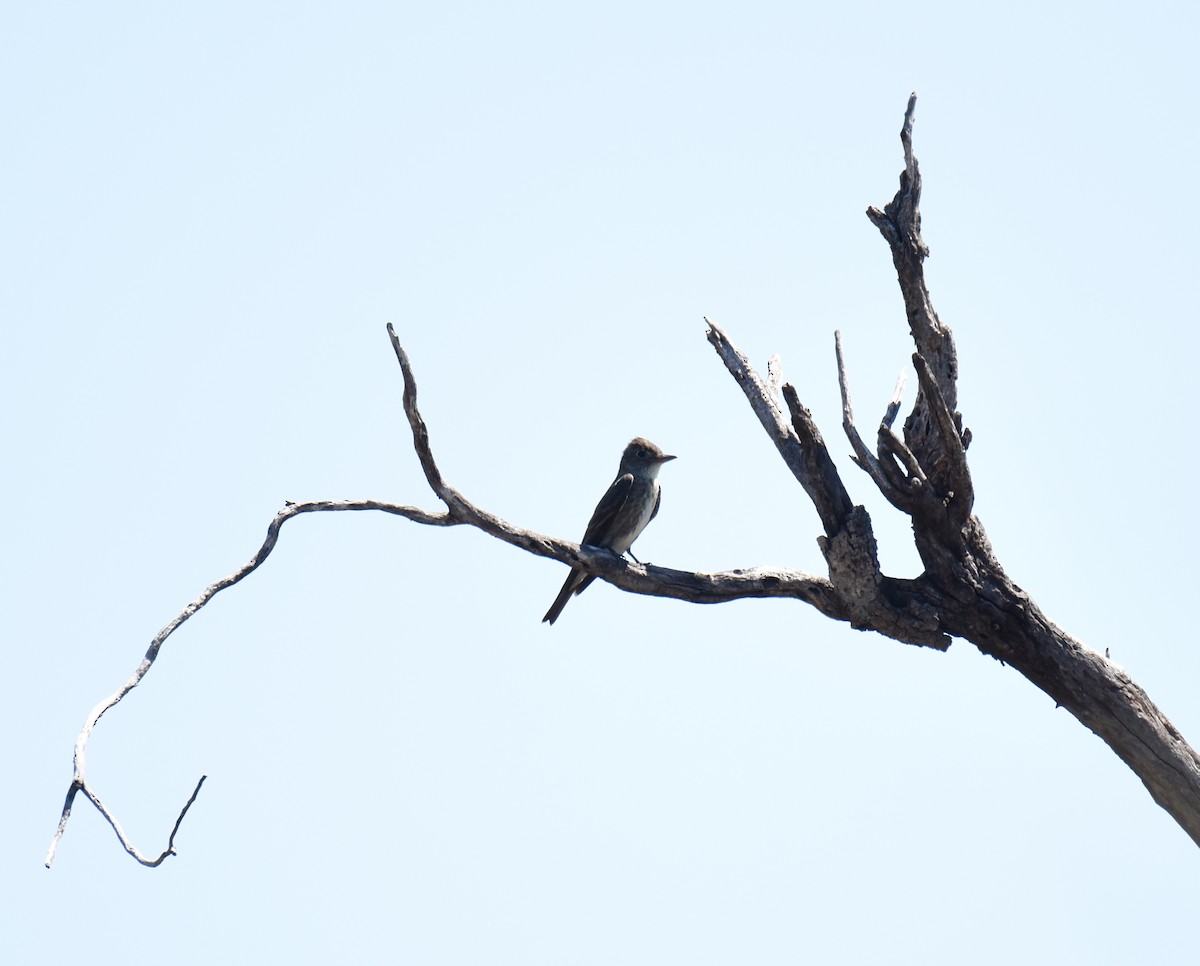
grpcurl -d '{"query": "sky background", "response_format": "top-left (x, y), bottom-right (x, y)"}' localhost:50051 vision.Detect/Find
top-left (5, 1), bottom-right (1200, 963)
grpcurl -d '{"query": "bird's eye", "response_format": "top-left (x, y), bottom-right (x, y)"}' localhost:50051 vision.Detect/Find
top-left (638, 448), bottom-right (648, 458)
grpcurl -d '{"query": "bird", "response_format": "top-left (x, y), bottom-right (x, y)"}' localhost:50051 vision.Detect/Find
top-left (543, 437), bottom-right (675, 625)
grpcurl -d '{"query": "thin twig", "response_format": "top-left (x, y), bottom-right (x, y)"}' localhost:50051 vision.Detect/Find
top-left (878, 425), bottom-right (928, 486)
top-left (834, 331), bottom-right (910, 511)
top-left (780, 384), bottom-right (855, 537)
top-left (882, 371), bottom-right (906, 430)
top-left (45, 499), bottom-right (456, 868)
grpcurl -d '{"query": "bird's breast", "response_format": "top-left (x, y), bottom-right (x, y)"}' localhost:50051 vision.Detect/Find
top-left (610, 479), bottom-right (659, 554)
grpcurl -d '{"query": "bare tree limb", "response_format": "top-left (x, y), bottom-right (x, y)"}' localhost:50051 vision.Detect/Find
top-left (50, 93), bottom-right (1200, 865)
top-left (708, 321), bottom-right (947, 649)
top-left (46, 775), bottom-right (207, 869)
top-left (713, 93), bottom-right (1200, 847)
top-left (705, 318), bottom-right (838, 529)
top-left (866, 93), bottom-right (962, 496)
top-left (48, 333), bottom-right (858, 867)
top-left (45, 499), bottom-right (456, 867)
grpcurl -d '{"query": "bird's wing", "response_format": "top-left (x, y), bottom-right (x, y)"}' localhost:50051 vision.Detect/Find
top-left (649, 486), bottom-right (662, 523)
top-left (580, 472), bottom-right (634, 547)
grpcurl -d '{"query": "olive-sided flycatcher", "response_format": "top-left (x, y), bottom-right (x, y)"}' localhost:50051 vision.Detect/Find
top-left (542, 437), bottom-right (676, 625)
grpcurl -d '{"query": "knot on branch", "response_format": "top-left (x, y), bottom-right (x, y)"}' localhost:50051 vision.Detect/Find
top-left (815, 506), bottom-right (948, 649)
top-left (818, 506), bottom-right (883, 628)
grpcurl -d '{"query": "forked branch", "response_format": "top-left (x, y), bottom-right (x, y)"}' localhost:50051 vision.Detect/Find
top-left (48, 333), bottom-right (853, 868)
top-left (49, 94), bottom-right (1200, 868)
top-left (718, 93), bottom-right (1200, 847)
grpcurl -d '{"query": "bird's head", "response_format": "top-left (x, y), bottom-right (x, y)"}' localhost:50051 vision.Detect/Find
top-left (621, 437), bottom-right (676, 477)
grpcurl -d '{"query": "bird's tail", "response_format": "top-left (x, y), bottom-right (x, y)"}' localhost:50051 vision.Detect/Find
top-left (542, 571), bottom-right (595, 625)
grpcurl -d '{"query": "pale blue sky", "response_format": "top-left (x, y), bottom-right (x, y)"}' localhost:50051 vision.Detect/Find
top-left (6, 2), bottom-right (1200, 963)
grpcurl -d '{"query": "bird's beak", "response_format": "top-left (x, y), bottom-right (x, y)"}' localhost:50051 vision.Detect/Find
top-left (658, 453), bottom-right (677, 463)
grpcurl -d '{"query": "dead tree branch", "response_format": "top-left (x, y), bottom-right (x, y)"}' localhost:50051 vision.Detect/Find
top-left (47, 333), bottom-right (847, 867)
top-left (49, 93), bottom-right (1200, 865)
top-left (718, 92), bottom-right (1200, 846)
